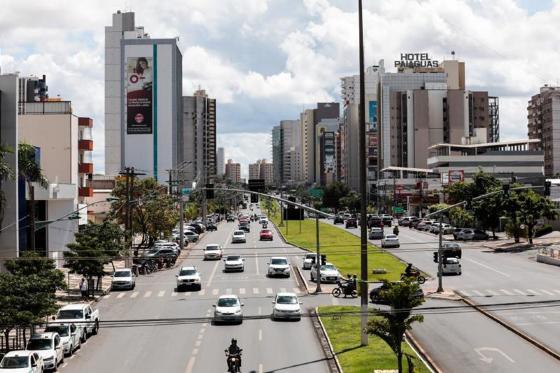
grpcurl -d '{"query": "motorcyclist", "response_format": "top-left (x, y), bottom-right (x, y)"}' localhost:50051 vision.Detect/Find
top-left (227, 338), bottom-right (242, 370)
top-left (404, 263), bottom-right (416, 277)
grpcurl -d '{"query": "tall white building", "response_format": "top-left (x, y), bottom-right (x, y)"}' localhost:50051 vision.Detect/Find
top-left (217, 147), bottom-right (225, 176)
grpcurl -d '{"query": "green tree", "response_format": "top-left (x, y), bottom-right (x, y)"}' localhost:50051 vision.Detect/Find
top-left (0, 145), bottom-right (14, 225)
top-left (366, 280), bottom-right (425, 373)
top-left (322, 181), bottom-right (349, 212)
top-left (514, 189), bottom-right (557, 245)
top-left (65, 221), bottom-right (126, 289)
top-left (428, 203), bottom-right (450, 215)
top-left (449, 207), bottom-right (475, 228)
top-left (473, 187), bottom-right (505, 239)
top-left (340, 191), bottom-right (361, 212)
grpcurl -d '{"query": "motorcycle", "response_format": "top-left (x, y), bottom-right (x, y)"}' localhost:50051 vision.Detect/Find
top-left (225, 349), bottom-right (242, 372)
top-left (400, 271), bottom-right (426, 284)
top-left (331, 280), bottom-right (358, 298)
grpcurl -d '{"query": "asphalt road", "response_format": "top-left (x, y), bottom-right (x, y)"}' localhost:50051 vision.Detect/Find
top-left (60, 208), bottom-right (331, 373)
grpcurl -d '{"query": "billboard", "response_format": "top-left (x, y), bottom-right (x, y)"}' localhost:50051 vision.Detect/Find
top-left (368, 100), bottom-right (377, 130)
top-left (126, 57), bottom-right (153, 134)
top-left (448, 170), bottom-right (464, 185)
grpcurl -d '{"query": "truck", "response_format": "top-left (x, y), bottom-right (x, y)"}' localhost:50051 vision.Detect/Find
top-left (54, 304), bottom-right (100, 342)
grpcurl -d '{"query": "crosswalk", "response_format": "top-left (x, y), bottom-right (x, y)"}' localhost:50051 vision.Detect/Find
top-left (458, 288), bottom-right (560, 297)
top-left (104, 287), bottom-right (304, 300)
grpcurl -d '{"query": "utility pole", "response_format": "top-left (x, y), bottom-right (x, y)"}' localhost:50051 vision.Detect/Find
top-left (30, 183), bottom-right (36, 252)
top-left (279, 186), bottom-right (284, 227)
top-left (358, 0), bottom-right (369, 346)
top-left (315, 214), bottom-right (322, 293)
top-left (178, 169), bottom-right (185, 252)
top-left (119, 167), bottom-right (145, 266)
top-left (437, 214), bottom-right (444, 292)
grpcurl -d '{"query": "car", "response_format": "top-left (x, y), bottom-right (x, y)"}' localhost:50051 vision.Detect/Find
top-left (238, 222), bottom-right (251, 233)
top-left (302, 253), bottom-right (317, 270)
top-left (272, 293), bottom-right (302, 321)
top-left (203, 244), bottom-right (223, 260)
top-left (442, 257), bottom-right (462, 275)
top-left (345, 218), bottom-right (358, 229)
top-left (224, 255), bottom-right (245, 272)
top-left (54, 304), bottom-right (99, 341)
top-left (26, 333), bottom-right (64, 371)
top-left (154, 240), bottom-right (180, 253)
top-left (267, 257), bottom-right (291, 277)
top-left (368, 215), bottom-right (383, 228)
top-left (333, 216), bottom-right (344, 225)
top-left (259, 217), bottom-right (268, 225)
top-left (176, 266), bottom-right (202, 291)
top-left (226, 215), bottom-right (235, 222)
top-left (441, 242), bottom-right (462, 259)
top-left (232, 230), bottom-right (246, 243)
top-left (369, 281), bottom-right (424, 304)
top-left (111, 268), bottom-right (136, 290)
top-left (0, 351), bottom-right (43, 373)
top-left (43, 323), bottom-right (81, 356)
top-left (457, 228), bottom-right (489, 240)
top-left (380, 214), bottom-right (393, 227)
top-left (259, 229), bottom-right (273, 241)
top-left (213, 295), bottom-right (244, 324)
top-left (206, 222), bottom-right (218, 231)
top-left (368, 227), bottom-right (384, 240)
top-left (183, 230), bottom-right (199, 242)
top-left (187, 224), bottom-right (203, 234)
top-left (144, 247), bottom-right (178, 260)
top-left (398, 216), bottom-right (416, 226)
top-left (416, 220), bottom-right (434, 231)
top-left (310, 262), bottom-right (341, 283)
top-left (453, 228), bottom-right (465, 240)
top-left (192, 222), bottom-right (206, 232)
top-left (381, 234), bottom-right (400, 248)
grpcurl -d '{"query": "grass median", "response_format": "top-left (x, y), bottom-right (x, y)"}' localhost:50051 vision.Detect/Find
top-left (318, 306), bottom-right (430, 373)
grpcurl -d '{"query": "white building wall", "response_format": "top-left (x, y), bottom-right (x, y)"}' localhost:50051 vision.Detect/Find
top-left (48, 200), bottom-right (78, 264)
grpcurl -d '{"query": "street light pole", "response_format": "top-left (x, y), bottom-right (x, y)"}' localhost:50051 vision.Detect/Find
top-left (437, 214), bottom-right (444, 292)
top-left (315, 214), bottom-right (322, 293)
top-left (358, 0), bottom-right (369, 346)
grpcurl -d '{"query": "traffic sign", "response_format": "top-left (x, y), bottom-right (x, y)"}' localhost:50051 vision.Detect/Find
top-left (181, 187), bottom-right (191, 195)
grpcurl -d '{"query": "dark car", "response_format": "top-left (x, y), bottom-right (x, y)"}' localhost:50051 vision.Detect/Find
top-left (144, 248), bottom-right (178, 260)
top-left (472, 229), bottom-right (490, 240)
top-left (238, 223), bottom-right (251, 233)
top-left (369, 282), bottom-right (424, 304)
top-left (188, 224), bottom-right (203, 234)
top-left (368, 216), bottom-right (383, 228)
top-left (333, 216), bottom-right (344, 225)
top-left (345, 218), bottom-right (358, 229)
top-left (226, 215), bottom-right (235, 222)
top-left (206, 223), bottom-right (218, 231)
top-left (381, 215), bottom-right (393, 227)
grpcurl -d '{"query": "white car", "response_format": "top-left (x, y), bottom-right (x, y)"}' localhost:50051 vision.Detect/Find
top-left (267, 257), bottom-right (291, 278)
top-left (232, 230), bottom-right (246, 243)
top-left (44, 323), bottom-right (81, 356)
top-left (272, 293), bottom-right (302, 321)
top-left (0, 351), bottom-right (43, 373)
top-left (213, 295), bottom-right (244, 324)
top-left (224, 255), bottom-right (245, 272)
top-left (26, 333), bottom-right (64, 371)
top-left (111, 268), bottom-right (136, 290)
top-left (381, 234), bottom-right (400, 248)
top-left (302, 253), bottom-right (317, 270)
top-left (54, 304), bottom-right (99, 341)
top-left (203, 244), bottom-right (223, 260)
top-left (442, 257), bottom-right (462, 275)
top-left (176, 266), bottom-right (202, 291)
top-left (183, 230), bottom-right (199, 242)
top-left (310, 263), bottom-right (341, 283)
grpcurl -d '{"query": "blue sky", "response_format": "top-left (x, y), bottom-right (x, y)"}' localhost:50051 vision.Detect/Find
top-left (1, 0), bottom-right (559, 177)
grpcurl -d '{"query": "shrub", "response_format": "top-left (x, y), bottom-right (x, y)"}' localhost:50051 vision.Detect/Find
top-left (535, 224), bottom-right (553, 238)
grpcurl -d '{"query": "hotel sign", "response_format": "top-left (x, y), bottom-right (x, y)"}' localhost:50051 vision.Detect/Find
top-left (395, 53), bottom-right (439, 68)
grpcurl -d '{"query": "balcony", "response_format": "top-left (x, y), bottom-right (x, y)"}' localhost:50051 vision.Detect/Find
top-left (79, 187), bottom-right (94, 197)
top-left (78, 117), bottom-right (93, 127)
top-left (79, 163), bottom-right (94, 174)
top-left (19, 101), bottom-right (72, 115)
top-left (79, 139), bottom-right (94, 151)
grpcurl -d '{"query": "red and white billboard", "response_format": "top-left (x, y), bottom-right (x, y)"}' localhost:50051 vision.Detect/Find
top-left (448, 170), bottom-right (464, 185)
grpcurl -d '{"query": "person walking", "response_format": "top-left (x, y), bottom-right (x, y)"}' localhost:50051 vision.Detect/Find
top-left (80, 277), bottom-right (88, 299)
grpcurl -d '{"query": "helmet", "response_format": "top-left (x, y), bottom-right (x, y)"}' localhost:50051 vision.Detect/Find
top-left (231, 338), bottom-right (237, 345)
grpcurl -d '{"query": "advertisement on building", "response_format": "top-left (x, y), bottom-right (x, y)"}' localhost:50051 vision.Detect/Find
top-left (448, 170), bottom-right (465, 185)
top-left (126, 57), bottom-right (153, 134)
top-left (368, 100), bottom-right (377, 130)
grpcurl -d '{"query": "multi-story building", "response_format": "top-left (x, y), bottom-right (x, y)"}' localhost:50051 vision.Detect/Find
top-left (272, 125), bottom-right (282, 185)
top-left (280, 120), bottom-right (302, 185)
top-left (225, 159), bottom-right (241, 183)
top-left (217, 147), bottom-right (225, 176)
top-left (105, 10), bottom-right (183, 180)
top-left (300, 109), bottom-right (314, 184)
top-left (183, 89), bottom-right (217, 184)
top-left (260, 160), bottom-right (274, 186)
top-left (248, 162), bottom-right (260, 180)
top-left (528, 85), bottom-right (560, 176)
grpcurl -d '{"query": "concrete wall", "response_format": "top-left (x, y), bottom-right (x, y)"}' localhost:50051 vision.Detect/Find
top-left (47, 199), bottom-right (77, 264)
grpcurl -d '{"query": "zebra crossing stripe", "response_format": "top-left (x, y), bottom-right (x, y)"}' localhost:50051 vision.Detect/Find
top-left (486, 289), bottom-right (499, 296)
top-left (226, 288), bottom-right (233, 294)
top-left (104, 294), bottom-right (111, 299)
top-left (540, 289), bottom-right (554, 296)
top-left (293, 288), bottom-right (300, 294)
top-left (280, 288), bottom-right (287, 293)
top-left (266, 288), bottom-right (273, 295)
top-left (239, 288), bottom-right (246, 295)
top-left (526, 289), bottom-right (540, 295)
top-left (171, 292), bottom-right (178, 297)
top-left (130, 291), bottom-right (139, 298)
top-left (117, 292), bottom-right (126, 299)
top-left (212, 289), bottom-right (219, 296)
top-left (472, 290), bottom-right (484, 296)
top-left (459, 290), bottom-right (470, 296)
top-left (199, 289), bottom-right (206, 296)
top-left (500, 289), bottom-right (514, 296)
top-left (554, 290), bottom-right (560, 295)
top-left (513, 289), bottom-right (526, 296)
top-left (253, 288), bottom-right (260, 294)
top-left (158, 291), bottom-right (166, 297)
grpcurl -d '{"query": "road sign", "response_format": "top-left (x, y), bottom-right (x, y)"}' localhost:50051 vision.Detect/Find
top-left (392, 206), bottom-right (404, 213)
top-left (181, 187), bottom-right (191, 195)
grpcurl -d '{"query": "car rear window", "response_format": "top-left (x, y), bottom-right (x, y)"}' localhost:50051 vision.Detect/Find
top-left (57, 310), bottom-right (83, 319)
top-left (271, 258), bottom-right (288, 265)
top-left (227, 256), bottom-right (240, 261)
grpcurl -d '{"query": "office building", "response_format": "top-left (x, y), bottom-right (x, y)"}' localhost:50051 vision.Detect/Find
top-left (217, 147), bottom-right (225, 176)
top-left (248, 162), bottom-right (260, 180)
top-left (225, 159), bottom-right (241, 183)
top-left (183, 89), bottom-right (217, 184)
top-left (528, 85), bottom-right (560, 176)
top-left (105, 10), bottom-right (183, 180)
top-left (260, 160), bottom-right (274, 186)
top-left (272, 125), bottom-right (282, 185)
top-left (280, 120), bottom-right (302, 185)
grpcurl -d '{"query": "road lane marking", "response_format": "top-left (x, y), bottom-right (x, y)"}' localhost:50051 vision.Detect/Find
top-left (185, 356), bottom-right (196, 373)
top-left (199, 289), bottom-right (206, 296)
top-left (130, 291), bottom-right (139, 298)
top-left (239, 288), bottom-right (246, 295)
top-left (259, 363), bottom-right (263, 373)
top-left (554, 290), bottom-right (560, 295)
top-left (459, 290), bottom-right (470, 296)
top-left (184, 292), bottom-right (192, 297)
top-left (513, 289), bottom-right (526, 296)
top-left (212, 288), bottom-right (219, 296)
top-left (293, 287), bottom-right (300, 294)
top-left (255, 253), bottom-right (259, 275)
top-left (253, 288), bottom-right (260, 294)
top-left (466, 258), bottom-right (511, 278)
top-left (158, 290), bottom-right (166, 297)
top-left (117, 292), bottom-right (126, 299)
top-left (226, 288), bottom-right (232, 294)
top-left (486, 289), bottom-right (499, 296)
top-left (266, 288), bottom-right (273, 295)
top-left (144, 291), bottom-right (152, 298)
top-left (500, 289), bottom-right (514, 296)
top-left (472, 290), bottom-right (484, 297)
top-left (206, 260), bottom-right (220, 288)
top-left (195, 340), bottom-right (201, 347)
top-left (197, 334), bottom-right (204, 340)
top-left (172, 291), bottom-right (178, 297)
top-left (61, 362), bottom-right (68, 368)
top-left (540, 289), bottom-right (555, 296)
top-left (526, 289), bottom-right (540, 295)
top-left (258, 329), bottom-right (262, 341)
top-left (192, 348), bottom-right (199, 356)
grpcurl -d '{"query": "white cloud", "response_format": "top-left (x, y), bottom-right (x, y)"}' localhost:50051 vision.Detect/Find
top-left (218, 133), bottom-right (271, 178)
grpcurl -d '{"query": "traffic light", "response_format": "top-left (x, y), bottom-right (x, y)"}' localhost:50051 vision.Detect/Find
top-left (545, 181), bottom-right (551, 196)
top-left (250, 194), bottom-right (259, 203)
top-left (205, 184), bottom-right (214, 199)
top-left (502, 184), bottom-right (510, 197)
top-left (433, 252), bottom-right (438, 263)
top-left (465, 198), bottom-right (472, 210)
top-left (321, 254), bottom-right (327, 265)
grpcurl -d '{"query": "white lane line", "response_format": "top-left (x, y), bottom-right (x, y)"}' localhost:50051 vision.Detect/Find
top-left (486, 289), bottom-right (499, 296)
top-left (259, 363), bottom-right (263, 373)
top-left (526, 289), bottom-right (540, 295)
top-left (226, 288), bottom-right (232, 294)
top-left (280, 287), bottom-right (287, 293)
top-left (540, 289), bottom-right (555, 296)
top-left (130, 291), bottom-right (139, 298)
top-left (195, 340), bottom-right (201, 347)
top-left (266, 288), bottom-right (273, 295)
top-left (513, 289), bottom-right (526, 296)
top-left (459, 290), bottom-right (470, 297)
top-left (199, 289), bottom-right (206, 296)
top-left (500, 289), bottom-right (514, 296)
top-left (117, 292), bottom-right (126, 299)
top-left (144, 291), bottom-right (152, 298)
top-left (192, 348), bottom-right (199, 356)
top-left (239, 288), bottom-right (246, 295)
top-left (466, 258), bottom-right (511, 278)
top-left (185, 356), bottom-right (196, 373)
top-left (197, 334), bottom-right (204, 340)
top-left (255, 252), bottom-right (259, 275)
top-left (206, 260), bottom-right (220, 288)
top-left (258, 329), bottom-right (263, 341)
top-left (172, 291), bottom-right (178, 297)
top-left (212, 288), bottom-right (219, 296)
top-left (158, 290), bottom-right (166, 297)
top-left (472, 290), bottom-right (485, 297)
top-left (253, 288), bottom-right (260, 294)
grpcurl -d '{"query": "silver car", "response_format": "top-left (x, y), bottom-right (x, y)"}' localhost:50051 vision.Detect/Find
top-left (213, 295), bottom-right (244, 324)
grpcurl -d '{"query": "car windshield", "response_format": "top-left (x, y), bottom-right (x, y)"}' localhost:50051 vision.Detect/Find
top-left (0, 356), bottom-right (29, 368)
top-left (321, 265), bottom-right (336, 271)
top-left (206, 245), bottom-right (219, 251)
top-left (27, 339), bottom-right (52, 350)
top-left (386, 235), bottom-right (397, 239)
top-left (305, 254), bottom-right (316, 259)
top-left (261, 230), bottom-right (271, 234)
top-left (44, 325), bottom-right (69, 337)
top-left (217, 298), bottom-right (239, 307)
top-left (234, 231), bottom-right (244, 236)
top-left (114, 271), bottom-right (130, 277)
top-left (57, 310), bottom-right (83, 319)
top-left (227, 256), bottom-right (240, 261)
top-left (179, 269), bottom-right (197, 276)
top-left (276, 295), bottom-right (298, 304)
top-left (271, 258), bottom-right (287, 265)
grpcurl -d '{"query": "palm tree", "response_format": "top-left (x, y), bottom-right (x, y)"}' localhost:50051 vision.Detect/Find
top-left (0, 144), bottom-right (15, 226)
top-left (18, 143), bottom-right (48, 251)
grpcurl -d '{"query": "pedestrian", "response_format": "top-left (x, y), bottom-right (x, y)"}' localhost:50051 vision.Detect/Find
top-left (80, 277), bottom-right (88, 299)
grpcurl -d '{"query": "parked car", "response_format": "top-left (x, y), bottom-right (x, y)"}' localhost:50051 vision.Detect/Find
top-left (26, 333), bottom-right (64, 371)
top-left (55, 304), bottom-right (99, 341)
top-left (267, 257), bottom-right (291, 278)
top-left (0, 351), bottom-right (43, 373)
top-left (333, 216), bottom-right (344, 225)
top-left (272, 293), bottom-right (302, 321)
top-left (345, 218), bottom-right (358, 229)
top-left (176, 266), bottom-right (202, 291)
top-left (380, 214), bottom-right (393, 227)
top-left (416, 220), bottom-right (435, 231)
top-left (187, 224), bottom-right (203, 234)
top-left (111, 268), bottom-right (136, 290)
top-left (203, 244), bottom-right (223, 260)
top-left (369, 282), bottom-right (424, 304)
top-left (213, 295), bottom-right (244, 324)
top-left (453, 228), bottom-right (465, 240)
top-left (310, 263), bottom-right (341, 283)
top-left (381, 234), bottom-right (400, 248)
top-left (302, 253), bottom-right (317, 270)
top-left (368, 227), bottom-right (384, 240)
top-left (398, 217), bottom-right (413, 226)
top-left (206, 222), bottom-right (218, 231)
top-left (442, 257), bottom-right (462, 275)
top-left (144, 247), bottom-right (177, 260)
top-left (259, 229), bottom-right (273, 241)
top-left (232, 230), bottom-right (247, 243)
top-left (43, 323), bottom-right (81, 357)
top-left (183, 230), bottom-right (199, 242)
top-left (431, 223), bottom-right (454, 235)
top-left (224, 255), bottom-right (245, 272)
top-left (457, 228), bottom-right (489, 240)
top-left (226, 215), bottom-right (235, 222)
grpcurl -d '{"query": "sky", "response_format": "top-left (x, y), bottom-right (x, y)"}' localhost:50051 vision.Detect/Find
top-left (1, 0), bottom-right (559, 178)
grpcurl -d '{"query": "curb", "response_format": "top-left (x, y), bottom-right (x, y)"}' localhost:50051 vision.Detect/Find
top-left (459, 293), bottom-right (560, 361)
top-left (405, 331), bottom-right (441, 373)
top-left (294, 265), bottom-right (313, 295)
top-left (313, 307), bottom-right (343, 373)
